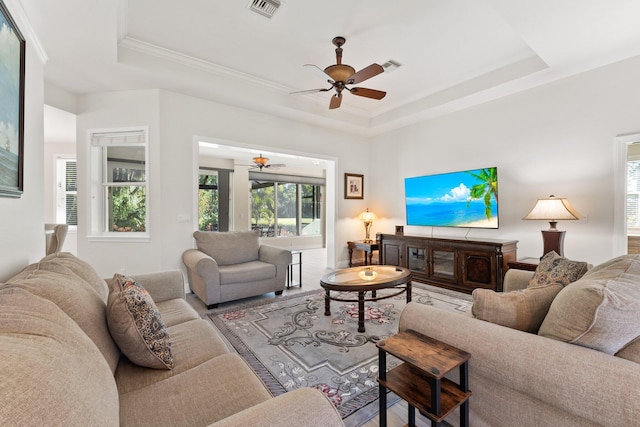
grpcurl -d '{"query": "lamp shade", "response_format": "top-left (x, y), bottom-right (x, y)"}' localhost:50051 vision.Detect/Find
top-left (523, 195), bottom-right (582, 227)
top-left (360, 209), bottom-right (377, 223)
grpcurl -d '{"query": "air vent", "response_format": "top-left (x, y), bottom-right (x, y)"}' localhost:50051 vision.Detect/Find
top-left (249, 0), bottom-right (281, 19)
top-left (382, 59), bottom-right (402, 73)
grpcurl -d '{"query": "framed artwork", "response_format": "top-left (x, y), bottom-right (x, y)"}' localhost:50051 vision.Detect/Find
top-left (344, 173), bottom-right (364, 199)
top-left (0, 1), bottom-right (26, 198)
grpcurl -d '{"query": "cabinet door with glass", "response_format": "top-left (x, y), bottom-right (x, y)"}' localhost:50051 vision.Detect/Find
top-left (406, 244), bottom-right (428, 273)
top-left (427, 245), bottom-right (458, 284)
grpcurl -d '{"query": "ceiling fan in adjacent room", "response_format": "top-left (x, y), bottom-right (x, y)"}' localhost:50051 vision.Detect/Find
top-left (291, 36), bottom-right (387, 109)
top-left (250, 154), bottom-right (286, 171)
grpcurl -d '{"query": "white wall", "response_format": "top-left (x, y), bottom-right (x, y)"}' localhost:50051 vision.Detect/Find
top-left (0, 3), bottom-right (45, 281)
top-left (370, 54), bottom-right (640, 266)
top-left (76, 90), bottom-right (162, 277)
top-left (74, 89), bottom-right (371, 277)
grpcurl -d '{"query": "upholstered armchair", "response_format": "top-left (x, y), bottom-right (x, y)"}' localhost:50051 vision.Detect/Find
top-left (45, 223), bottom-right (69, 255)
top-left (182, 230), bottom-right (292, 309)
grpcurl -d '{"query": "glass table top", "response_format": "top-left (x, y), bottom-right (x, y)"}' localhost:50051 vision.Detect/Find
top-left (321, 265), bottom-right (410, 288)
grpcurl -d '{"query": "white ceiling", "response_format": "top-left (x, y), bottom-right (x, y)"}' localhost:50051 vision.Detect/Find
top-left (23, 0), bottom-right (640, 139)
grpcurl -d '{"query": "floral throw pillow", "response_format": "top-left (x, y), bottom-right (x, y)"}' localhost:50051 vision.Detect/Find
top-left (107, 274), bottom-right (174, 369)
top-left (528, 251), bottom-right (588, 288)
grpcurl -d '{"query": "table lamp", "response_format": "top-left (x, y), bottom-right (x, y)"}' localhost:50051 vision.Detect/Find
top-left (523, 195), bottom-right (583, 258)
top-left (360, 208), bottom-right (377, 243)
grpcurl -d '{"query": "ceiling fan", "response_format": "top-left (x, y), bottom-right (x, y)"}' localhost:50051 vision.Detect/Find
top-left (251, 154), bottom-right (286, 171)
top-left (291, 36), bottom-right (387, 109)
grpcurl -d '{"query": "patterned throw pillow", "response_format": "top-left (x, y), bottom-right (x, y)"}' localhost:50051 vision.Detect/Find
top-left (528, 251), bottom-right (588, 288)
top-left (106, 274), bottom-right (174, 369)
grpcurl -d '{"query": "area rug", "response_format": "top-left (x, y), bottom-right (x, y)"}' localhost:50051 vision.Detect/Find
top-left (205, 283), bottom-right (472, 425)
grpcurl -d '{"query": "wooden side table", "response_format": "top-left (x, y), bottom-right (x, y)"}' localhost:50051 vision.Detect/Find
top-left (507, 256), bottom-right (540, 272)
top-left (347, 240), bottom-right (379, 267)
top-left (377, 329), bottom-right (471, 427)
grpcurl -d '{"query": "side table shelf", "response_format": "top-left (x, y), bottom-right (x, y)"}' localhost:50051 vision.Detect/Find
top-left (376, 329), bottom-right (472, 427)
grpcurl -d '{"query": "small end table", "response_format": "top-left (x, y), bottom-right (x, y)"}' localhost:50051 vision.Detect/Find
top-left (347, 240), bottom-right (380, 267)
top-left (287, 250), bottom-right (302, 288)
top-left (377, 330), bottom-right (471, 427)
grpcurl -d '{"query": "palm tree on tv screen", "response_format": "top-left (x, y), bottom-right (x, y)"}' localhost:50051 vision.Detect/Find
top-left (466, 167), bottom-right (498, 220)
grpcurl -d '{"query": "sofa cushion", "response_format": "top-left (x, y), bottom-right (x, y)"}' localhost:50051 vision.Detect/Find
top-left (5, 260), bottom-right (121, 374)
top-left (0, 287), bottom-right (119, 426)
top-left (219, 260), bottom-right (276, 285)
top-left (115, 319), bottom-right (231, 394)
top-left (616, 337), bottom-right (640, 363)
top-left (529, 251), bottom-right (588, 288)
top-left (119, 353), bottom-right (271, 427)
top-left (41, 252), bottom-right (110, 301)
top-left (472, 283), bottom-right (563, 333)
top-left (194, 230), bottom-right (260, 266)
top-left (539, 273), bottom-right (640, 354)
top-left (107, 274), bottom-right (174, 369)
top-left (155, 298), bottom-right (200, 327)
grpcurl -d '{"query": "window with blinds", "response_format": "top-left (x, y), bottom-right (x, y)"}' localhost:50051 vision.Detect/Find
top-left (89, 128), bottom-right (149, 238)
top-left (628, 159), bottom-right (640, 233)
top-left (56, 158), bottom-right (77, 226)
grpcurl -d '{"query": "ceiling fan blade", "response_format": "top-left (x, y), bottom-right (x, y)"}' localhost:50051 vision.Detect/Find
top-left (349, 87), bottom-right (386, 100)
top-left (303, 64), bottom-right (335, 83)
top-left (290, 87), bottom-right (332, 95)
top-left (347, 64), bottom-right (384, 85)
top-left (329, 93), bottom-right (342, 109)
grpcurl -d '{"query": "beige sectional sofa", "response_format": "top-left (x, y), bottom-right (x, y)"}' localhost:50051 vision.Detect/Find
top-left (399, 253), bottom-right (640, 426)
top-left (0, 252), bottom-right (343, 427)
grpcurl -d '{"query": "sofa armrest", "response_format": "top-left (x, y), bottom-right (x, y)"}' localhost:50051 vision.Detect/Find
top-left (399, 302), bottom-right (640, 427)
top-left (207, 388), bottom-right (344, 427)
top-left (130, 270), bottom-right (185, 302)
top-left (503, 268), bottom-right (534, 292)
top-left (182, 249), bottom-right (222, 306)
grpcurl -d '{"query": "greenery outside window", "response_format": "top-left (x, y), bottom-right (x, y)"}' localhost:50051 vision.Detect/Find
top-left (89, 128), bottom-right (149, 239)
top-left (250, 173), bottom-right (323, 237)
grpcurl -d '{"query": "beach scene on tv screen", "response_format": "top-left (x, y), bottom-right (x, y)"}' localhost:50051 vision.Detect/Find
top-left (405, 167), bottom-right (498, 229)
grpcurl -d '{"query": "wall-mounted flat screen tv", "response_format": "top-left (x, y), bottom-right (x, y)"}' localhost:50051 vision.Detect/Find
top-left (404, 167), bottom-right (498, 229)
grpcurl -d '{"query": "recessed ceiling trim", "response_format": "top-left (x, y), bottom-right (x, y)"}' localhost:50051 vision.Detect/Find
top-left (119, 36), bottom-right (289, 92)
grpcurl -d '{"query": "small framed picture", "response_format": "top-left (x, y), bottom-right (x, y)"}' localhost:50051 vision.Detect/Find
top-left (344, 173), bottom-right (364, 199)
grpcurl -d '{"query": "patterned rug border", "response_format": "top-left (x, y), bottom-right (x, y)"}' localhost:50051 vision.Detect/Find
top-left (203, 283), bottom-right (471, 421)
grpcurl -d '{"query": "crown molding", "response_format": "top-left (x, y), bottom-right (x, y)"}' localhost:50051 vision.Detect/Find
top-left (4, 0), bottom-right (47, 63)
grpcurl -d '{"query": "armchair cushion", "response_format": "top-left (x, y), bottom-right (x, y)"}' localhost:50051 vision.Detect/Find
top-left (219, 261), bottom-right (275, 285)
top-left (194, 231), bottom-right (259, 266)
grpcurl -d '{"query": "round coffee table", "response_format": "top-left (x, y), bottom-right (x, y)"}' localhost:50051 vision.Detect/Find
top-left (320, 265), bottom-right (412, 333)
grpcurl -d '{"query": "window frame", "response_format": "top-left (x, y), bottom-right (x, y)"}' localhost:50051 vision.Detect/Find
top-left (87, 127), bottom-right (150, 242)
top-left (55, 157), bottom-right (77, 229)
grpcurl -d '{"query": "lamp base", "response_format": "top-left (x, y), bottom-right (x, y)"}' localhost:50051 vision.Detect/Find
top-left (540, 230), bottom-right (566, 259)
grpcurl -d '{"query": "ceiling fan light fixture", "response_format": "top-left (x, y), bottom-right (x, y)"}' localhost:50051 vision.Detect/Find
top-left (324, 64), bottom-right (356, 83)
top-left (253, 154), bottom-right (269, 166)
